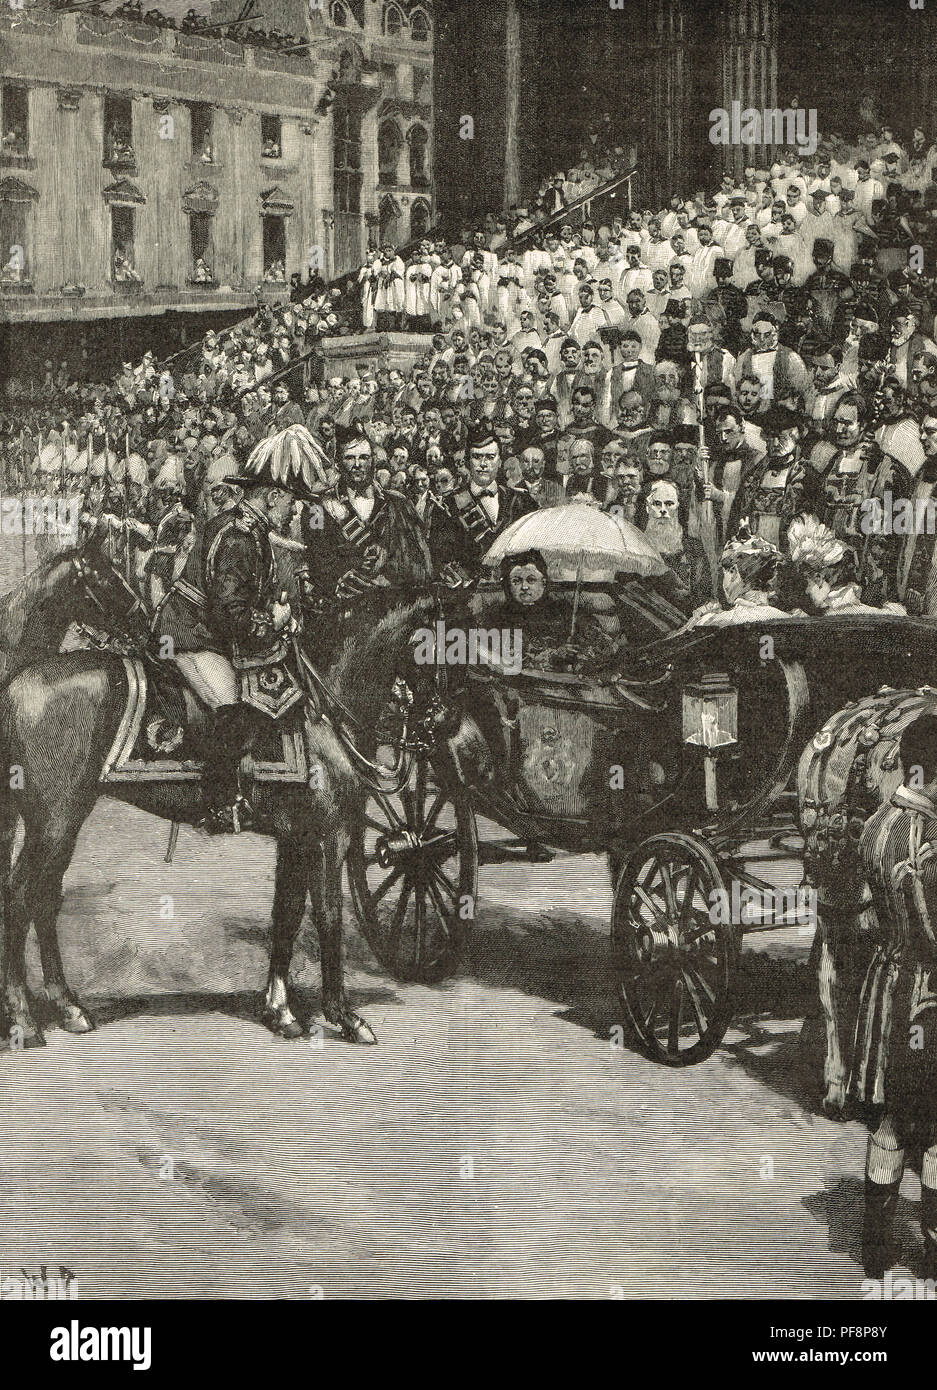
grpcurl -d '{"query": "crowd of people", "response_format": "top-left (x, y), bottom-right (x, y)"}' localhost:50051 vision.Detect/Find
top-left (5, 117), bottom-right (937, 647)
top-left (51, 0), bottom-right (312, 56)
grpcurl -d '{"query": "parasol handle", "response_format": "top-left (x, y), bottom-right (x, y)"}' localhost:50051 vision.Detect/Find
top-left (569, 548), bottom-right (585, 641)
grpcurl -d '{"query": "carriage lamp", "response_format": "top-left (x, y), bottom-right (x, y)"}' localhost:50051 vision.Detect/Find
top-left (682, 672), bottom-right (738, 812)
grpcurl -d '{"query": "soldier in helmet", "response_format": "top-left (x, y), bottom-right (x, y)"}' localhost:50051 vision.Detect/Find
top-left (153, 427), bottom-right (323, 833)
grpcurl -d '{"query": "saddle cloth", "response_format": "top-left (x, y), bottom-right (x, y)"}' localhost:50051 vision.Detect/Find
top-left (101, 657), bottom-right (309, 786)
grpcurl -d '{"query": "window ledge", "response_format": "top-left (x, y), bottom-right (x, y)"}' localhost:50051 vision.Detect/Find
top-left (0, 152), bottom-right (35, 170)
top-left (186, 277), bottom-right (218, 289)
top-left (103, 157), bottom-right (138, 175)
top-left (111, 279), bottom-right (145, 293)
top-left (0, 280), bottom-right (33, 294)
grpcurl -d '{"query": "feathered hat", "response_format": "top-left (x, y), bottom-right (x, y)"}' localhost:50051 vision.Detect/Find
top-left (226, 425), bottom-right (331, 500)
top-left (787, 514), bottom-right (845, 573)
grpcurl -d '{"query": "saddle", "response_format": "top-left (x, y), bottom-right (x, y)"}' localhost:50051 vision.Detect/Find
top-left (100, 656), bottom-right (309, 787)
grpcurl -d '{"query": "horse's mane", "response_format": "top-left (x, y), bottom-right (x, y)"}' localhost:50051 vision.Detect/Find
top-left (0, 547), bottom-right (81, 655)
top-left (329, 593), bottom-right (437, 727)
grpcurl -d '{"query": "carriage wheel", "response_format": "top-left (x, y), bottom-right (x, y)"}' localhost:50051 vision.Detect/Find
top-left (611, 832), bottom-right (738, 1066)
top-left (347, 757), bottom-right (478, 982)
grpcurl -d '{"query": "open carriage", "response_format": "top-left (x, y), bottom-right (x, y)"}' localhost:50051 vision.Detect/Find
top-left (345, 509), bottom-right (937, 1066)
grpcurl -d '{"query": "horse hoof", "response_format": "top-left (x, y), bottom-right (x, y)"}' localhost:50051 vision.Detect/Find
top-left (261, 1008), bottom-right (304, 1040)
top-left (1, 1025), bottom-right (45, 1051)
top-left (346, 1016), bottom-right (378, 1045)
top-left (822, 1091), bottom-right (848, 1121)
top-left (58, 1004), bottom-right (95, 1035)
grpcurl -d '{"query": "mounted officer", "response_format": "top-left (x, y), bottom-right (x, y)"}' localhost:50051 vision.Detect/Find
top-left (152, 427), bottom-right (325, 833)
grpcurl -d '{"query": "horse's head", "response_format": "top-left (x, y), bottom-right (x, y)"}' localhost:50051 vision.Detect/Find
top-left (69, 551), bottom-right (149, 643)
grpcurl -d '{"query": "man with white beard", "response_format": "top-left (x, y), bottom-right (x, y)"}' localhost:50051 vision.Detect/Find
top-left (641, 477), bottom-right (710, 606)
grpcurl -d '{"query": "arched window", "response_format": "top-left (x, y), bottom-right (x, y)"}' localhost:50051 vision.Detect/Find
top-left (378, 120), bottom-right (402, 186)
top-left (410, 8), bottom-right (430, 42)
top-left (407, 123), bottom-right (428, 189)
top-left (330, 1), bottom-right (348, 27)
top-left (410, 198), bottom-right (430, 242)
top-left (383, 4), bottom-right (404, 38)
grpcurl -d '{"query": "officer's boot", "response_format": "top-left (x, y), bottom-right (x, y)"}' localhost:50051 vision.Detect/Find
top-left (201, 703), bottom-right (254, 834)
top-left (862, 1176), bottom-right (902, 1280)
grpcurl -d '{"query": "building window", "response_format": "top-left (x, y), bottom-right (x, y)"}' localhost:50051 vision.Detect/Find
top-left (262, 215), bottom-right (286, 280)
top-left (383, 4), bottom-right (404, 38)
top-left (189, 211), bottom-right (214, 283)
top-left (410, 199), bottom-right (430, 242)
top-left (261, 114), bottom-right (281, 159)
top-left (330, 1), bottom-right (348, 26)
top-left (1, 84), bottom-right (29, 160)
top-left (111, 204), bottom-right (141, 283)
top-left (381, 63), bottom-right (398, 95)
top-left (190, 102), bottom-right (214, 164)
top-left (104, 94), bottom-right (135, 168)
top-left (408, 124), bottom-right (429, 189)
top-left (333, 102), bottom-right (361, 213)
top-left (0, 179), bottom-right (36, 287)
top-left (410, 8), bottom-right (430, 42)
top-left (412, 66), bottom-right (431, 105)
top-left (378, 120), bottom-right (402, 187)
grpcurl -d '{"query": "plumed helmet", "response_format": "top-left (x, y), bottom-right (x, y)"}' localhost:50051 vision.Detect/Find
top-left (226, 424), bottom-right (330, 499)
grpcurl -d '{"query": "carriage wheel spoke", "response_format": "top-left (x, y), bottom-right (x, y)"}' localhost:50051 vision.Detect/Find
top-left (425, 875), bottom-right (453, 939)
top-left (677, 869), bottom-right (698, 932)
top-left (373, 790), bottom-right (405, 831)
top-left (364, 815), bottom-right (391, 836)
top-left (667, 977), bottom-right (684, 1054)
top-left (388, 877), bottom-right (412, 951)
top-left (660, 862), bottom-right (678, 924)
top-left (370, 866), bottom-right (403, 906)
top-left (424, 831), bottom-right (458, 861)
top-left (430, 863), bottom-right (459, 901)
top-left (637, 859), bottom-right (662, 895)
top-left (422, 790), bottom-right (447, 837)
top-left (679, 967), bottom-right (711, 1038)
top-left (633, 884), bottom-right (665, 924)
top-left (681, 961), bottom-right (718, 1007)
top-left (414, 883), bottom-right (427, 964)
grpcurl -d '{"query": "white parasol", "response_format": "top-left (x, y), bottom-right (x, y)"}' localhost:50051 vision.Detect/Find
top-left (483, 502), bottom-right (668, 582)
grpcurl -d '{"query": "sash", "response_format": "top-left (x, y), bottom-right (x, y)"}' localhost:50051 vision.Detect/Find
top-left (452, 489), bottom-right (498, 546)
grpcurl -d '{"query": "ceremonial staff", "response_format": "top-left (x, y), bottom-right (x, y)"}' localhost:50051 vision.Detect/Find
top-left (22, 428), bottom-right (33, 576)
top-left (124, 430), bottom-right (132, 585)
top-left (689, 329), bottom-right (721, 598)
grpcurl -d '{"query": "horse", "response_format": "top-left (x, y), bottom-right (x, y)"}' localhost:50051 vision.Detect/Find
top-left (0, 539), bottom-right (136, 684)
top-left (796, 685), bottom-right (937, 1116)
top-left (0, 591), bottom-right (438, 1051)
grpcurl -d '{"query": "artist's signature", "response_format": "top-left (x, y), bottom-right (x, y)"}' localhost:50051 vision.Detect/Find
top-left (0, 1266), bottom-right (77, 1299)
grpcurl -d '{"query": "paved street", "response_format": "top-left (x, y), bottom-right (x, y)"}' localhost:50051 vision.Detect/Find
top-left (0, 796), bottom-right (926, 1300)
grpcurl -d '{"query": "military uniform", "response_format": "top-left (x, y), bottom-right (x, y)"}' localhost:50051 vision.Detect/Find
top-left (154, 499), bottom-right (301, 720)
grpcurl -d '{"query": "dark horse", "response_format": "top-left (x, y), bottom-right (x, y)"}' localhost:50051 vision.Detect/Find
top-left (0, 593), bottom-right (436, 1051)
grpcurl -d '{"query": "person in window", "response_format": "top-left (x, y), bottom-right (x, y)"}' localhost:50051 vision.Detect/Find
top-left (113, 248), bottom-right (142, 284)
